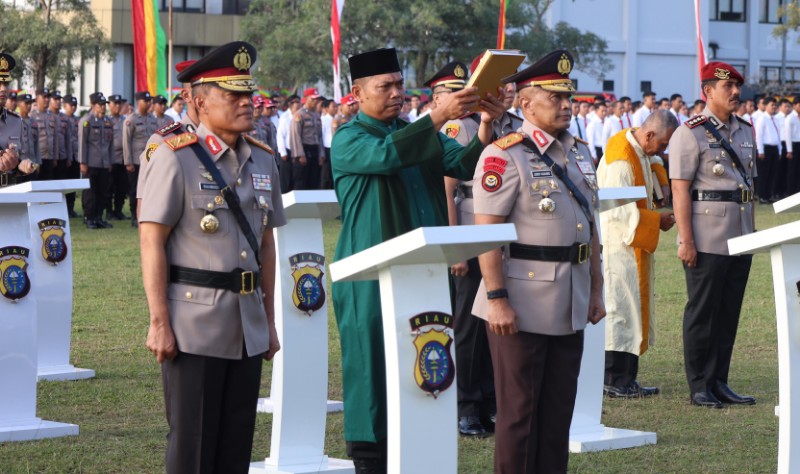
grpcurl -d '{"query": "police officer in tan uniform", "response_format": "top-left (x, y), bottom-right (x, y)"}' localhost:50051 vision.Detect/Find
top-left (471, 50), bottom-right (605, 473)
top-left (17, 94), bottom-right (40, 177)
top-left (289, 87), bottom-right (324, 189)
top-left (124, 91), bottom-right (159, 227)
top-left (62, 95), bottom-right (80, 216)
top-left (106, 94), bottom-right (129, 220)
top-left (669, 62), bottom-right (757, 409)
top-left (78, 93), bottom-right (114, 229)
top-left (50, 91), bottom-right (73, 180)
top-left (152, 94), bottom-right (174, 129)
top-left (140, 41), bottom-right (285, 473)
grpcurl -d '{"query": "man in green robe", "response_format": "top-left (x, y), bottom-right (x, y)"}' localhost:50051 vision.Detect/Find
top-left (331, 48), bottom-right (506, 472)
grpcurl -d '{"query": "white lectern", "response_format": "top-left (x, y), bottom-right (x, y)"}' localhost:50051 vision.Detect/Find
top-left (0, 179), bottom-right (94, 381)
top-left (250, 191), bottom-right (351, 474)
top-left (569, 186), bottom-right (657, 452)
top-left (330, 224), bottom-right (517, 474)
top-left (0, 191), bottom-right (79, 441)
top-left (729, 195), bottom-right (800, 474)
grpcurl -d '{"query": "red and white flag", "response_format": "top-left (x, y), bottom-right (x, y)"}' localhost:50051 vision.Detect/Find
top-left (331, 0), bottom-right (345, 102)
top-left (694, 0), bottom-right (708, 98)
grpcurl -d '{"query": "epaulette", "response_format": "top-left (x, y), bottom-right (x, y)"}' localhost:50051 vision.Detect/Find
top-left (574, 137), bottom-right (589, 146)
top-left (164, 132), bottom-right (198, 151)
top-left (156, 121), bottom-right (182, 136)
top-left (685, 115), bottom-right (707, 128)
top-left (735, 115), bottom-right (752, 127)
top-left (493, 132), bottom-right (524, 150)
top-left (244, 134), bottom-right (276, 155)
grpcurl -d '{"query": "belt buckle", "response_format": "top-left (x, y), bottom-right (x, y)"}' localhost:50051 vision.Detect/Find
top-left (0, 173), bottom-right (7, 187)
top-left (240, 270), bottom-right (255, 295)
top-left (577, 243), bottom-right (590, 264)
top-left (740, 188), bottom-right (752, 203)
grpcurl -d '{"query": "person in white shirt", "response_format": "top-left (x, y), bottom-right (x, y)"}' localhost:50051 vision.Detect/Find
top-left (320, 99), bottom-right (336, 189)
top-left (669, 94), bottom-right (688, 125)
top-left (587, 102), bottom-right (607, 163)
top-left (620, 96), bottom-right (633, 128)
top-left (603, 101), bottom-right (625, 151)
top-left (277, 94), bottom-right (301, 192)
top-left (567, 101), bottom-right (580, 137)
top-left (407, 95), bottom-right (421, 122)
top-left (737, 102), bottom-right (750, 123)
top-left (776, 98), bottom-right (793, 198)
top-left (572, 101), bottom-right (589, 140)
top-left (756, 97), bottom-right (781, 203)
top-left (632, 91), bottom-right (656, 127)
top-left (164, 94), bottom-right (185, 122)
top-left (786, 97), bottom-right (800, 197)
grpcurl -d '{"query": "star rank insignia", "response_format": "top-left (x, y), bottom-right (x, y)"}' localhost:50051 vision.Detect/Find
top-left (38, 218), bottom-right (67, 265)
top-left (289, 252), bottom-right (326, 315)
top-left (409, 312), bottom-right (455, 398)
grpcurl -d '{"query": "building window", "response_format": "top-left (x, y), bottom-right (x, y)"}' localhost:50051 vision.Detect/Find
top-left (761, 66), bottom-right (782, 82)
top-left (760, 0), bottom-right (786, 23)
top-left (160, 0), bottom-right (204, 13)
top-left (222, 0), bottom-right (251, 14)
top-left (710, 0), bottom-right (747, 21)
top-left (602, 80), bottom-right (614, 92)
top-left (640, 81), bottom-right (652, 93)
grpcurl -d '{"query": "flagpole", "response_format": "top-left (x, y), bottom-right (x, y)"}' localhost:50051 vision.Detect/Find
top-left (168, 0), bottom-right (173, 96)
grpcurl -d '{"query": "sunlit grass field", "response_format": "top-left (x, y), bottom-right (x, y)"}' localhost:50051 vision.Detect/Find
top-left (0, 202), bottom-right (793, 473)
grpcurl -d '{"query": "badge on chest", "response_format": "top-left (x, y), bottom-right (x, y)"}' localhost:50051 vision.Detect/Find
top-left (252, 173), bottom-right (271, 191)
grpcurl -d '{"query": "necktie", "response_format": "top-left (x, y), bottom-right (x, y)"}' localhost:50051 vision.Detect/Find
top-left (575, 117), bottom-right (583, 139)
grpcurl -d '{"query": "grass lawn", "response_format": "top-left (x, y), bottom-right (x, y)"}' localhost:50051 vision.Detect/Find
top-left (0, 202), bottom-right (793, 473)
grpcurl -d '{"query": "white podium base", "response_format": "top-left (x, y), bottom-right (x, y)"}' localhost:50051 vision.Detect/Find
top-left (37, 365), bottom-right (96, 382)
top-left (256, 397), bottom-right (343, 414)
top-left (569, 426), bottom-right (656, 453)
top-left (776, 405), bottom-right (781, 417)
top-left (0, 418), bottom-right (79, 442)
top-left (249, 456), bottom-right (354, 474)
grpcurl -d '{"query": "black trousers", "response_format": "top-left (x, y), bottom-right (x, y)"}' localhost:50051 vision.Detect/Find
top-left (163, 351), bottom-right (263, 474)
top-left (757, 144), bottom-right (780, 200)
top-left (453, 257), bottom-right (495, 418)
top-left (38, 159), bottom-right (65, 181)
top-left (683, 252), bottom-right (752, 394)
top-left (279, 151), bottom-right (293, 193)
top-left (319, 147), bottom-right (333, 189)
top-left (65, 159), bottom-right (79, 213)
top-left (85, 167), bottom-right (110, 222)
top-left (292, 144), bottom-right (320, 190)
top-left (594, 146), bottom-right (603, 163)
top-left (127, 164), bottom-right (140, 219)
top-left (108, 163), bottom-right (129, 215)
top-left (488, 328), bottom-right (584, 474)
top-left (604, 350), bottom-right (639, 387)
top-left (788, 142), bottom-right (800, 196)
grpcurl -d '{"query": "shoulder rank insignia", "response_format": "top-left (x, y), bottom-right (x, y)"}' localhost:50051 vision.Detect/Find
top-left (244, 134), bottom-right (276, 155)
top-left (493, 132), bottom-right (524, 150)
top-left (164, 132), bottom-right (198, 151)
top-left (574, 136), bottom-right (589, 146)
top-left (444, 123), bottom-right (460, 139)
top-left (686, 115), bottom-right (708, 129)
top-left (145, 143), bottom-right (159, 162)
top-left (156, 121), bottom-right (182, 136)
top-left (289, 253), bottom-right (326, 315)
top-left (409, 312), bottom-right (455, 399)
top-left (38, 219), bottom-right (67, 265)
top-left (0, 246), bottom-right (31, 301)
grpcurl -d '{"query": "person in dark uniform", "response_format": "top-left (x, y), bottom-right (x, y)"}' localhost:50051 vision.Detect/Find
top-left (15, 93), bottom-right (41, 184)
top-left (124, 91), bottom-right (158, 227)
top-left (5, 91), bottom-right (17, 113)
top-left (471, 50), bottom-right (605, 473)
top-left (106, 94), bottom-right (129, 220)
top-left (0, 54), bottom-right (36, 184)
top-left (78, 93), bottom-right (114, 229)
top-left (62, 95), bottom-right (81, 217)
top-left (140, 41), bottom-right (285, 474)
top-left (289, 88), bottom-right (324, 189)
top-left (153, 94), bottom-right (174, 129)
top-left (49, 91), bottom-right (73, 181)
top-left (669, 62), bottom-right (757, 409)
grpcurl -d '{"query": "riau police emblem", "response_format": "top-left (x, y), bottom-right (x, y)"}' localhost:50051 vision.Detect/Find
top-left (0, 246), bottom-right (31, 301)
top-left (410, 311), bottom-right (455, 398)
top-left (289, 252), bottom-right (326, 315)
top-left (38, 218), bottom-right (67, 265)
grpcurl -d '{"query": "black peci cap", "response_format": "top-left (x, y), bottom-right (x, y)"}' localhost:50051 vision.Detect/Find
top-left (348, 48), bottom-right (401, 82)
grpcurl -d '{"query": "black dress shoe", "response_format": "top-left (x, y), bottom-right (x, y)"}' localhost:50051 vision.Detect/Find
top-left (131, 219), bottom-right (139, 228)
top-left (99, 220), bottom-right (113, 229)
top-left (603, 383), bottom-right (639, 398)
top-left (113, 211), bottom-right (128, 220)
top-left (85, 220), bottom-right (99, 229)
top-left (713, 382), bottom-right (756, 405)
top-left (631, 380), bottom-right (660, 397)
top-left (691, 391), bottom-right (723, 408)
top-left (458, 416), bottom-right (488, 437)
top-left (68, 209), bottom-right (79, 218)
top-left (352, 457), bottom-right (386, 474)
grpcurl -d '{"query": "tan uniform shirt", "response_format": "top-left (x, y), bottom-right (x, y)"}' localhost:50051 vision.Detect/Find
top-left (110, 114), bottom-right (125, 165)
top-left (139, 124), bottom-right (287, 359)
top-left (668, 107), bottom-right (756, 255)
top-left (289, 107), bottom-right (323, 156)
top-left (136, 114), bottom-right (197, 200)
top-left (123, 112), bottom-right (159, 166)
top-left (0, 110), bottom-right (23, 166)
top-left (471, 121), bottom-right (598, 335)
top-left (78, 113), bottom-right (114, 168)
top-left (442, 114), bottom-right (481, 225)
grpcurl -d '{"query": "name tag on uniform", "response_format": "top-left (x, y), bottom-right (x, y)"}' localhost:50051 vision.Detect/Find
top-left (709, 142), bottom-right (721, 148)
top-left (740, 142), bottom-right (754, 148)
top-left (531, 170), bottom-right (552, 178)
top-left (577, 161), bottom-right (595, 175)
top-left (252, 173), bottom-right (271, 191)
top-left (199, 182), bottom-right (220, 191)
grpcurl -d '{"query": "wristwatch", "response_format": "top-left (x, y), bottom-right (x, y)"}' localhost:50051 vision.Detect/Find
top-left (487, 288), bottom-right (509, 300)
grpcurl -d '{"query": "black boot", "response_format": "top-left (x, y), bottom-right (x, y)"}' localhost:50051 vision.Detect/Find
top-left (353, 457), bottom-right (386, 474)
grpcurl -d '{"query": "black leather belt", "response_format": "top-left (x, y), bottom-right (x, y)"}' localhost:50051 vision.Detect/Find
top-left (459, 185), bottom-right (473, 199)
top-left (169, 265), bottom-right (260, 295)
top-left (692, 189), bottom-right (753, 204)
top-left (509, 242), bottom-right (591, 264)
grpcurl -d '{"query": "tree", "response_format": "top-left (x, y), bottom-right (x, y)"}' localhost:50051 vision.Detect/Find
top-left (0, 0), bottom-right (114, 91)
